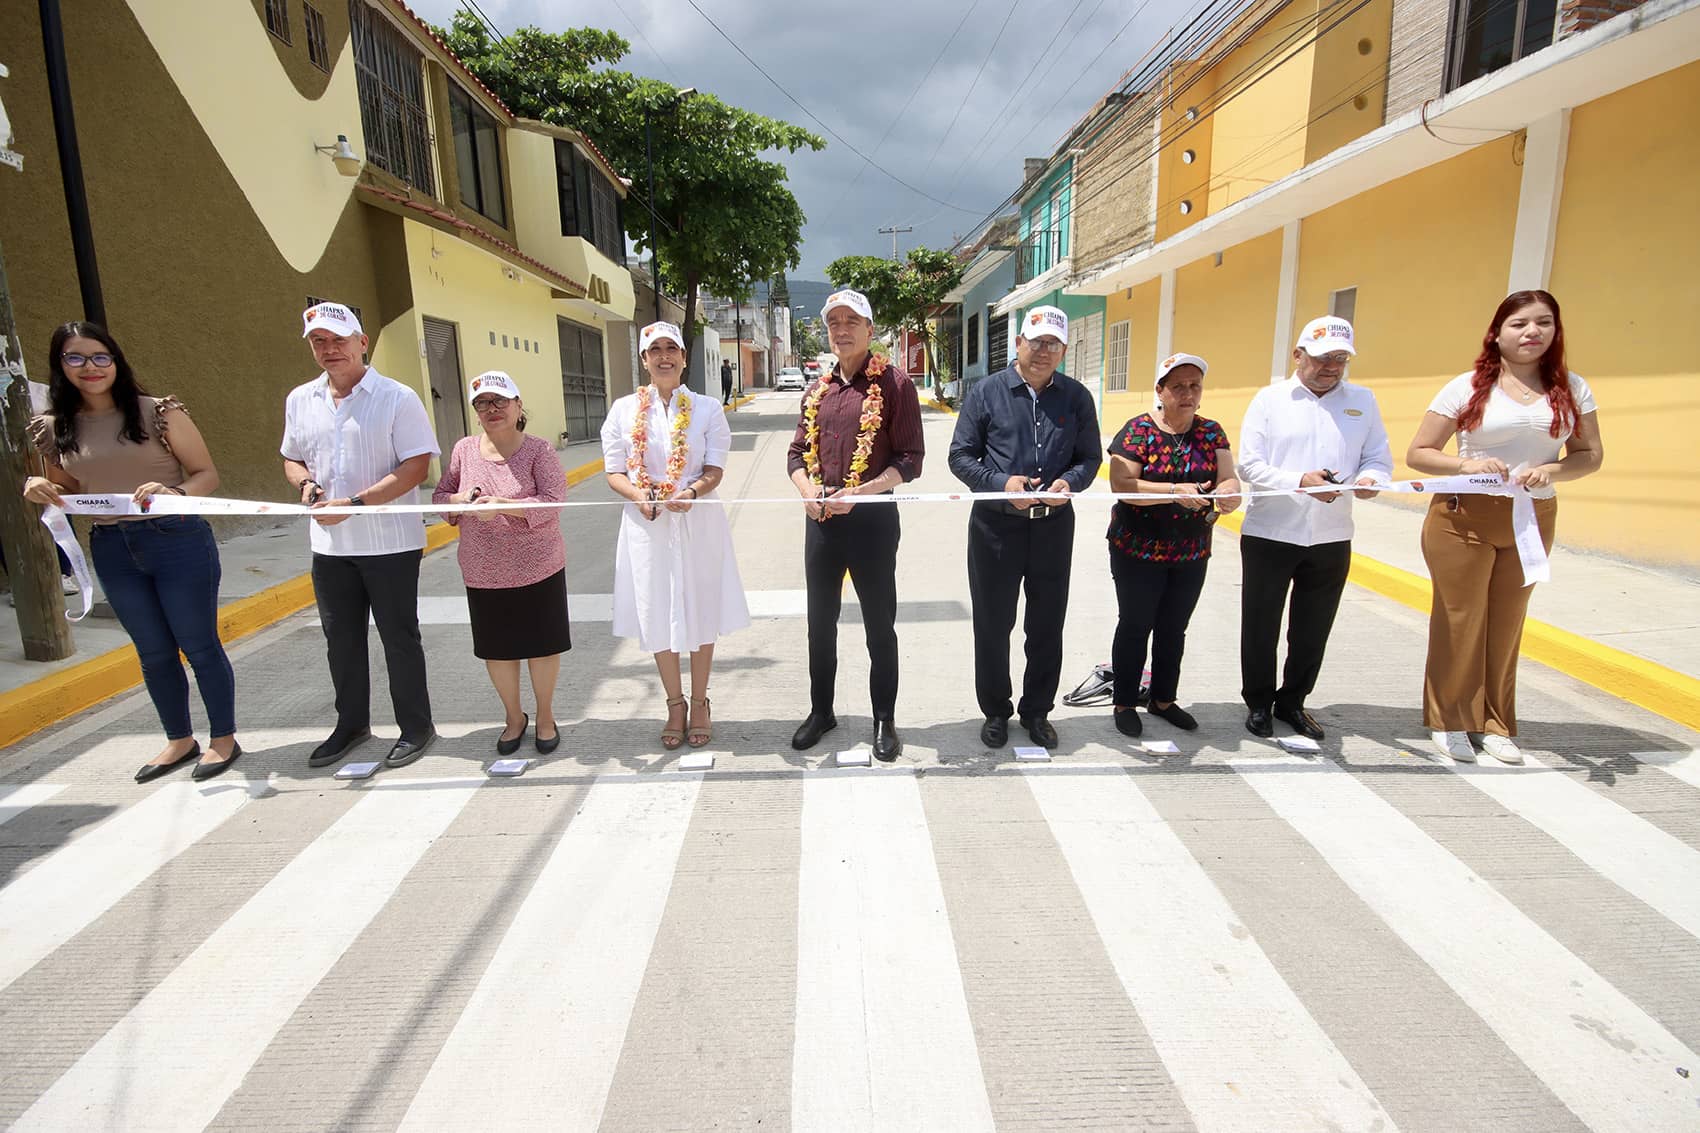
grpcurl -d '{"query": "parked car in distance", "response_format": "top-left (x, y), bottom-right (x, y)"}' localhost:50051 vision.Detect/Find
top-left (776, 366), bottom-right (807, 392)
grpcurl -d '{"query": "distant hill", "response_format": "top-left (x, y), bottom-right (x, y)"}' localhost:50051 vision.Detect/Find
top-left (787, 280), bottom-right (833, 320)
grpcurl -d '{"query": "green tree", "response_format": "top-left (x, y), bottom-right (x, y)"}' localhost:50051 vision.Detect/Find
top-left (437, 13), bottom-right (824, 369)
top-left (826, 247), bottom-right (965, 400)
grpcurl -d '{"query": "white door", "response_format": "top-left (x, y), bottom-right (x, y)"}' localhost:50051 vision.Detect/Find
top-left (1070, 311), bottom-right (1104, 416)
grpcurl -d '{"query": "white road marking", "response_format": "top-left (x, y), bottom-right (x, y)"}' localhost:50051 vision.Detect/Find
top-left (1631, 748), bottom-right (1700, 793)
top-left (0, 782), bottom-right (66, 827)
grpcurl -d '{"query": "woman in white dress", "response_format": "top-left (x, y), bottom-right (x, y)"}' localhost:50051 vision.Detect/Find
top-left (600, 322), bottom-right (751, 750)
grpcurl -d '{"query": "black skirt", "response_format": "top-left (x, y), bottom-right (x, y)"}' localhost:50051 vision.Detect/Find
top-left (467, 568), bottom-right (573, 660)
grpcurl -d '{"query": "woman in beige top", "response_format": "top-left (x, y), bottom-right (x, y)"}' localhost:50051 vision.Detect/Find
top-left (22, 322), bottom-right (242, 783)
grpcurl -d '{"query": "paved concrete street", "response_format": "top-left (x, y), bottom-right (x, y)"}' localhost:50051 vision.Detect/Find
top-left (2, 392), bottom-right (1698, 1131)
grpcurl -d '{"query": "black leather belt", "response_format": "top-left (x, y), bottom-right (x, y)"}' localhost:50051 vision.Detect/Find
top-left (1000, 501), bottom-right (1059, 519)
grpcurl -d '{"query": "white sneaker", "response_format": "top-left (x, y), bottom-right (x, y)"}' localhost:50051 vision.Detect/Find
top-left (1478, 734), bottom-right (1524, 764)
top-left (60, 574), bottom-right (80, 595)
top-left (1432, 730), bottom-right (1475, 762)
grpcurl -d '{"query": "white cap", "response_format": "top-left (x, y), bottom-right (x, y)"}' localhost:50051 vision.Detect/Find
top-left (301, 301), bottom-right (363, 338)
top-left (1020, 305), bottom-right (1069, 345)
top-left (1296, 316), bottom-right (1356, 356)
top-left (467, 371), bottom-right (521, 404)
top-left (821, 289), bottom-right (873, 322)
top-left (639, 321), bottom-right (685, 352)
top-left (1155, 352), bottom-right (1209, 389)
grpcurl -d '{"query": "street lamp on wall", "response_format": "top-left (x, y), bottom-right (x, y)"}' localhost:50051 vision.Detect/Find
top-left (313, 134), bottom-right (362, 177)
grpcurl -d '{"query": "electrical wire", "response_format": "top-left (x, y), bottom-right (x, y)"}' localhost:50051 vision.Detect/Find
top-left (608, 0), bottom-right (681, 83)
top-left (915, 0), bottom-right (1031, 184)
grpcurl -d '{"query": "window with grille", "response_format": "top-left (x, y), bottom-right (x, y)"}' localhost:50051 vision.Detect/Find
top-left (1446, 0), bottom-right (1555, 90)
top-left (450, 83), bottom-right (505, 225)
top-left (556, 139), bottom-right (626, 265)
top-left (265, 0), bottom-right (291, 43)
top-left (304, 3), bottom-right (330, 72)
top-left (349, 2), bottom-right (435, 196)
top-left (986, 307), bottom-right (1009, 368)
top-left (558, 318), bottom-right (607, 441)
top-left (1106, 320), bottom-right (1130, 392)
top-left (966, 313), bottom-right (980, 366)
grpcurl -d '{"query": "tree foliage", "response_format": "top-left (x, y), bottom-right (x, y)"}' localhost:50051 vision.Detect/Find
top-left (826, 248), bottom-right (965, 396)
top-left (437, 12), bottom-right (825, 368)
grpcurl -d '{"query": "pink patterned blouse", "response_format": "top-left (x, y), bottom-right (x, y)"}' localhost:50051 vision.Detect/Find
top-left (432, 433), bottom-right (567, 590)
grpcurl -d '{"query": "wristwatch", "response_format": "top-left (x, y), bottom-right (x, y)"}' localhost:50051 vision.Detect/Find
top-left (348, 494), bottom-right (366, 507)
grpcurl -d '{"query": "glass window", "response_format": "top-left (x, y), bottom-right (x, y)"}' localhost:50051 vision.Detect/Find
top-left (450, 84), bottom-right (505, 225)
top-left (265, 0), bottom-right (290, 43)
top-left (303, 3), bottom-right (330, 71)
top-left (349, 1), bottom-right (434, 196)
top-left (1448, 0), bottom-right (1558, 90)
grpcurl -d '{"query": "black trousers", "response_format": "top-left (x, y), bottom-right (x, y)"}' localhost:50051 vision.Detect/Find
top-left (1110, 552), bottom-right (1209, 708)
top-left (312, 550), bottom-right (433, 739)
top-left (967, 504), bottom-right (1075, 719)
top-left (1238, 534), bottom-right (1352, 712)
top-left (804, 503), bottom-right (900, 718)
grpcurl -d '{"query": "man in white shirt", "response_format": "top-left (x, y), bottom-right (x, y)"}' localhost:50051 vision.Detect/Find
top-left (1236, 317), bottom-right (1392, 741)
top-left (281, 302), bottom-right (441, 768)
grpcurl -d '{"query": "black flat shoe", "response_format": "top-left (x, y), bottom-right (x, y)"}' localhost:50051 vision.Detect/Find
top-left (1245, 707), bottom-right (1274, 738)
top-left (1113, 708), bottom-right (1143, 738)
top-left (1274, 705), bottom-right (1325, 740)
top-left (872, 719), bottom-right (902, 762)
top-left (385, 729), bottom-right (438, 768)
top-left (535, 725), bottom-right (560, 754)
top-left (980, 716), bottom-right (1009, 747)
top-left (792, 711), bottom-right (838, 750)
top-left (1148, 702), bottom-right (1198, 731)
top-left (309, 726), bottom-right (371, 767)
top-left (497, 714), bottom-right (528, 756)
top-left (135, 742), bottom-right (200, 783)
top-left (192, 743), bottom-right (243, 781)
top-left (1019, 714), bottom-right (1058, 749)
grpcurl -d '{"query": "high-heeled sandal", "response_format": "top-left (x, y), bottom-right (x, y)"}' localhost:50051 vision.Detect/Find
top-left (688, 695), bottom-right (712, 748)
top-left (661, 696), bottom-right (688, 750)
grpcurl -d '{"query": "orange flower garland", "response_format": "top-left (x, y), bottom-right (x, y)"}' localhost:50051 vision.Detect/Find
top-left (802, 356), bottom-right (885, 510)
top-left (628, 384), bottom-right (693, 496)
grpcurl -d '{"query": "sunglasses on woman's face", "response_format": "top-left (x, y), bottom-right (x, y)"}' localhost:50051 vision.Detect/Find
top-left (62, 352), bottom-right (115, 368)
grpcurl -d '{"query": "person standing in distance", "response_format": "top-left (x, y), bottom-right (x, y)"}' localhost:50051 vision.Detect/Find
top-left (1236, 317), bottom-right (1391, 741)
top-left (786, 289), bottom-right (925, 762)
top-left (281, 302), bottom-right (441, 769)
top-left (721, 357), bottom-right (734, 406)
top-left (948, 305), bottom-right (1100, 749)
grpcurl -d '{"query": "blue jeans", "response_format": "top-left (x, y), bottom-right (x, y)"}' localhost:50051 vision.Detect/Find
top-left (90, 516), bottom-right (236, 739)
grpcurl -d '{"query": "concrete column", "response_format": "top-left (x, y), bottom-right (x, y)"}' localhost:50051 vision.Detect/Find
top-left (1272, 220), bottom-right (1301, 381)
top-left (1507, 110), bottom-right (1570, 293)
top-left (1156, 269), bottom-right (1176, 370)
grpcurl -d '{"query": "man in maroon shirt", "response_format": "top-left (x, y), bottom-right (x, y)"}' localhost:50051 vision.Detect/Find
top-left (786, 289), bottom-right (926, 761)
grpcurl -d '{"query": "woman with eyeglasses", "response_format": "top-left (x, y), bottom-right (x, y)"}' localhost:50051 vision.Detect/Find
top-left (432, 371), bottom-right (571, 755)
top-left (21, 322), bottom-right (241, 782)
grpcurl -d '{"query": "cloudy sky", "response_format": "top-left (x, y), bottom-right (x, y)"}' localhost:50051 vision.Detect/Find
top-left (406, 0), bottom-right (1194, 281)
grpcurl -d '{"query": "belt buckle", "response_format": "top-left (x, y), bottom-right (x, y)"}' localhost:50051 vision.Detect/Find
top-left (1028, 503), bottom-right (1050, 520)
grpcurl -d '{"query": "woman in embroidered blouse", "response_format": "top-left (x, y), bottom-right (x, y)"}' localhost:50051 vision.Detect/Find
top-left (1104, 353), bottom-right (1240, 739)
top-left (432, 371), bottom-right (571, 755)
top-left (600, 322), bottom-right (750, 750)
top-left (1406, 290), bottom-right (1602, 766)
top-left (21, 322), bottom-right (241, 783)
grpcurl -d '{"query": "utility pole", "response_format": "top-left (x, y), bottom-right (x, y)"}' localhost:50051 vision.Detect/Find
top-left (877, 224), bottom-right (912, 263)
top-left (40, 0), bottom-right (104, 324)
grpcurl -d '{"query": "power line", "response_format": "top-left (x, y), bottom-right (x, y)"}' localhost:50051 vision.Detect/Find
top-left (915, 0), bottom-right (1026, 184)
top-left (607, 0), bottom-right (681, 82)
top-left (680, 0), bottom-right (994, 215)
top-left (462, 0), bottom-right (507, 44)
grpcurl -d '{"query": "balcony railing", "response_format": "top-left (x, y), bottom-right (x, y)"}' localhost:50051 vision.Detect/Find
top-left (1016, 229), bottom-right (1065, 285)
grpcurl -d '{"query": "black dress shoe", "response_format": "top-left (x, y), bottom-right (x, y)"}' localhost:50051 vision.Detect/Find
top-left (1274, 705), bottom-right (1325, 740)
top-left (1113, 708), bottom-right (1143, 738)
top-left (1245, 707), bottom-right (1274, 738)
top-left (1020, 714), bottom-right (1058, 749)
top-left (385, 729), bottom-right (438, 768)
top-left (1148, 702), bottom-right (1198, 731)
top-left (309, 726), bottom-right (371, 768)
top-left (135, 742), bottom-right (200, 783)
top-left (791, 711), bottom-right (838, 750)
top-left (872, 719), bottom-right (902, 762)
top-left (191, 743), bottom-right (243, 781)
top-left (534, 725), bottom-right (560, 754)
top-left (496, 713), bottom-right (528, 755)
top-left (980, 716), bottom-right (1009, 747)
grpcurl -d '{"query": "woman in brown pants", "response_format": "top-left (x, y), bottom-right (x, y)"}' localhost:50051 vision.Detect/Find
top-left (1406, 290), bottom-right (1602, 764)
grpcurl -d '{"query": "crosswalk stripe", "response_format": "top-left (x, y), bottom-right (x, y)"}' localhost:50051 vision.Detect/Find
top-left (1025, 766), bottom-right (1395, 1132)
top-left (792, 769), bottom-right (995, 1133)
top-left (1236, 756), bottom-right (1700, 1131)
top-left (0, 783), bottom-right (66, 827)
top-left (0, 780), bottom-right (259, 992)
top-left (1632, 748), bottom-right (1700, 793)
top-left (1452, 758), bottom-right (1700, 940)
top-left (11, 778), bottom-right (482, 1133)
top-left (397, 772), bottom-right (702, 1132)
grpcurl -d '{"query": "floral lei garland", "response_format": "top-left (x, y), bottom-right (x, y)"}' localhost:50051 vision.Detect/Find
top-left (802, 354), bottom-right (886, 504)
top-left (628, 383), bottom-right (692, 496)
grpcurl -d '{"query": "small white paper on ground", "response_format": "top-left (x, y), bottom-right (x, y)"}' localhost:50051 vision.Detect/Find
top-left (677, 753), bottom-right (714, 772)
top-left (334, 761), bottom-right (382, 780)
top-left (487, 759), bottom-right (531, 777)
top-left (1014, 746), bottom-right (1051, 762)
top-left (1142, 740), bottom-right (1180, 754)
top-left (835, 748), bottom-right (872, 767)
top-left (1277, 735), bottom-right (1322, 754)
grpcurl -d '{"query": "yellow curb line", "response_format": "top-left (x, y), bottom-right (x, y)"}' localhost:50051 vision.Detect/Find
top-left (923, 399), bottom-right (958, 416)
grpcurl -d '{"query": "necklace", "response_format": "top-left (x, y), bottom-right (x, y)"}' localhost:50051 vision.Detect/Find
top-left (628, 384), bottom-right (692, 495)
top-left (1500, 375), bottom-right (1542, 403)
top-left (802, 356), bottom-right (886, 506)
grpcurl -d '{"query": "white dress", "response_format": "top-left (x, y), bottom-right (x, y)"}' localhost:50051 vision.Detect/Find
top-left (600, 386), bottom-right (751, 653)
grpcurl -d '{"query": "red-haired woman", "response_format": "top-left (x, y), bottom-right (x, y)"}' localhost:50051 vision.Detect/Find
top-left (1406, 290), bottom-right (1602, 764)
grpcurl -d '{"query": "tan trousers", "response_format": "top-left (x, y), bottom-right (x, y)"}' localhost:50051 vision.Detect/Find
top-left (1421, 493), bottom-right (1558, 735)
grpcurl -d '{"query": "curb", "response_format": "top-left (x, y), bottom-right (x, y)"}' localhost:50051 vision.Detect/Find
top-left (0, 457), bottom-right (609, 752)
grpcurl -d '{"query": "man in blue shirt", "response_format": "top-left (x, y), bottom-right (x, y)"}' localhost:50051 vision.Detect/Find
top-left (948, 305), bottom-right (1102, 748)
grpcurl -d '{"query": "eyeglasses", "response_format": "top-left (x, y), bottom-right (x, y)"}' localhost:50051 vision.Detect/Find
top-left (61, 352), bottom-right (115, 368)
top-left (1311, 352), bottom-right (1351, 366)
top-left (1025, 339), bottom-right (1065, 354)
top-left (472, 396), bottom-right (513, 412)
